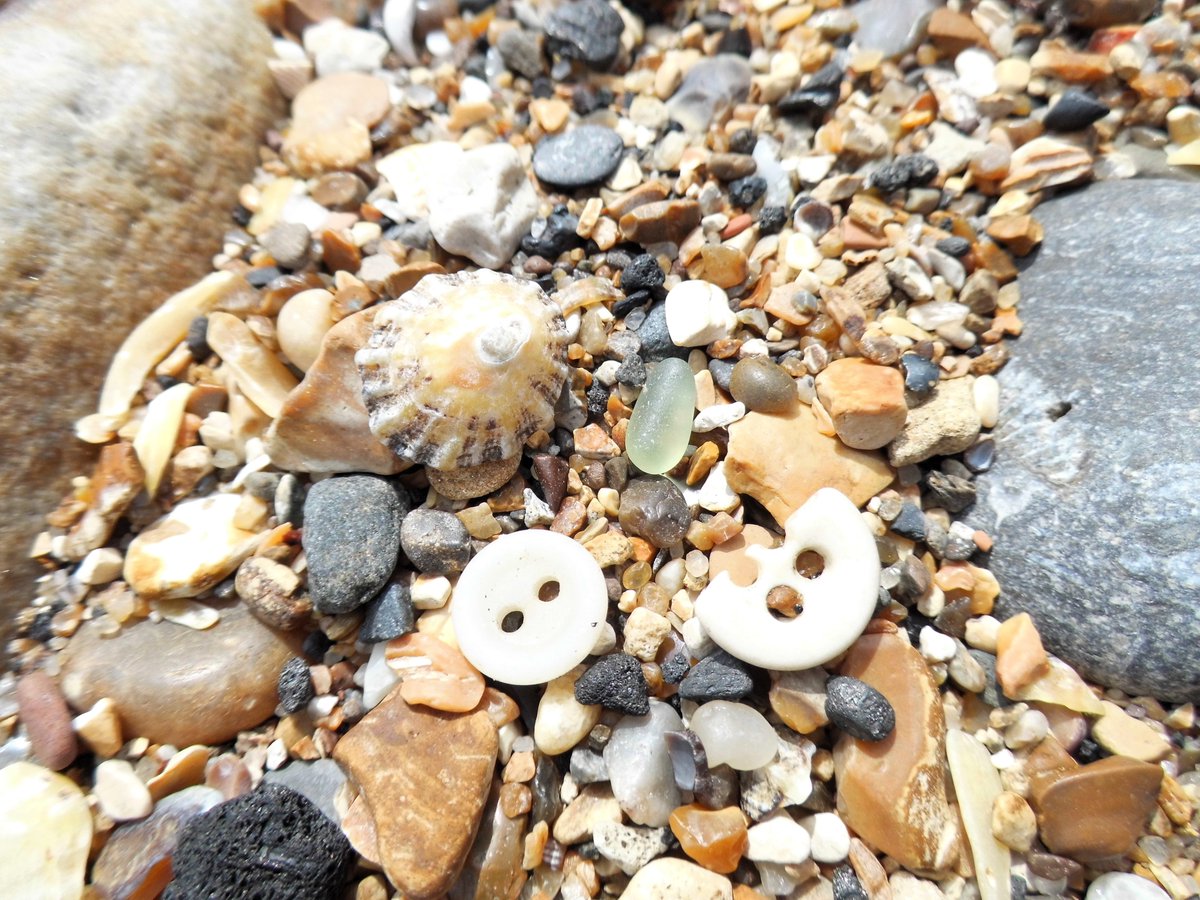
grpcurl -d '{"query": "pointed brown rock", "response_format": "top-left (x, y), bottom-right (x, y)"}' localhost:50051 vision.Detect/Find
top-left (833, 631), bottom-right (959, 871)
top-left (265, 307), bottom-right (408, 475)
top-left (334, 689), bottom-right (498, 899)
top-left (725, 406), bottom-right (893, 526)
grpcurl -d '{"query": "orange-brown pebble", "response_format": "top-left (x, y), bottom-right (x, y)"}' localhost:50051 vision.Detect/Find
top-left (619, 200), bottom-right (702, 245)
top-left (384, 632), bottom-right (486, 713)
top-left (669, 804), bottom-right (749, 875)
top-left (995, 612), bottom-right (1050, 697)
top-left (687, 441), bottom-right (721, 486)
top-left (500, 782), bottom-right (533, 818)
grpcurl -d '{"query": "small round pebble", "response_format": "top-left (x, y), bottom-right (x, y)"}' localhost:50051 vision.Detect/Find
top-left (165, 783), bottom-right (354, 900)
top-left (543, 0), bottom-right (625, 70)
top-left (533, 125), bottom-right (625, 188)
top-left (400, 508), bottom-right (472, 575)
top-left (1086, 872), bottom-right (1170, 900)
top-left (574, 652), bottom-right (651, 716)
top-left (277, 657), bottom-right (314, 715)
top-left (618, 476), bottom-right (691, 548)
top-left (825, 675), bottom-right (895, 742)
top-left (678, 650), bottom-right (754, 702)
top-left (729, 356), bottom-right (797, 414)
top-left (261, 222), bottom-right (311, 270)
top-left (728, 175), bottom-right (767, 208)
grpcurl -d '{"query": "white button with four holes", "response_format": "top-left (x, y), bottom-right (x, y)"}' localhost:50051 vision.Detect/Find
top-left (451, 529), bottom-right (609, 685)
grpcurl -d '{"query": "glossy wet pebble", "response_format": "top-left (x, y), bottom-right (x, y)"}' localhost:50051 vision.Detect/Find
top-left (625, 358), bottom-right (697, 475)
top-left (729, 356), bottom-right (797, 414)
top-left (690, 701), bottom-right (777, 770)
top-left (825, 675), bottom-right (895, 742)
top-left (618, 475), bottom-right (690, 547)
top-left (604, 699), bottom-right (685, 826)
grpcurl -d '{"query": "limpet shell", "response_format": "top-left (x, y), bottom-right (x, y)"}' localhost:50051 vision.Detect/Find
top-left (356, 271), bottom-right (570, 470)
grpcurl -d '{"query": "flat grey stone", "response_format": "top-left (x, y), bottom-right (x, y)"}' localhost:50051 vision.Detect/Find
top-left (967, 179), bottom-right (1200, 701)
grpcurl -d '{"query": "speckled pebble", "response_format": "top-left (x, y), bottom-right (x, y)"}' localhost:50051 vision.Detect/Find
top-left (533, 125), bottom-right (625, 188)
top-left (277, 657), bottom-right (314, 715)
top-left (401, 508), bottom-right (472, 575)
top-left (618, 476), bottom-right (690, 548)
top-left (825, 676), bottom-right (895, 742)
top-left (575, 653), bottom-right (651, 716)
top-left (678, 650), bottom-right (754, 702)
top-left (729, 356), bottom-right (797, 414)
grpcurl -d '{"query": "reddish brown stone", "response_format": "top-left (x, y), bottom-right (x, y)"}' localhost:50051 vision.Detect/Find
top-left (16, 670), bottom-right (78, 771)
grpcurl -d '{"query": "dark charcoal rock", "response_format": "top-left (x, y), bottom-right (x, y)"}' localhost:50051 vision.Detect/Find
top-left (936, 235), bottom-right (971, 257)
top-left (757, 205), bottom-right (787, 235)
top-left (277, 657), bottom-right (313, 715)
top-left (618, 476), bottom-right (690, 547)
top-left (621, 253), bottom-right (665, 295)
top-left (678, 649), bottom-right (754, 701)
top-left (633, 303), bottom-right (688, 362)
top-left (777, 61), bottom-right (842, 119)
top-left (715, 28), bottom-right (752, 56)
top-left (522, 206), bottom-right (582, 258)
top-left (889, 502), bottom-right (927, 541)
top-left (302, 476), bottom-right (407, 614)
top-left (544, 0), bottom-right (625, 70)
top-left (900, 353), bottom-right (939, 394)
top-left (401, 508), bottom-right (472, 575)
top-left (833, 865), bottom-right (870, 900)
top-left (924, 470), bottom-right (976, 513)
top-left (660, 647), bottom-right (690, 684)
top-left (825, 675), bottom-right (895, 741)
top-left (869, 153), bottom-right (939, 192)
top-left (615, 353), bottom-right (646, 387)
top-left (728, 175), bottom-right (767, 208)
top-left (165, 783), bottom-right (354, 900)
top-left (575, 652), bottom-right (650, 715)
top-left (533, 125), bottom-right (625, 188)
top-left (1043, 90), bottom-right (1109, 132)
top-left (965, 180), bottom-right (1200, 701)
top-left (586, 381), bottom-right (609, 419)
top-left (359, 574), bottom-right (415, 643)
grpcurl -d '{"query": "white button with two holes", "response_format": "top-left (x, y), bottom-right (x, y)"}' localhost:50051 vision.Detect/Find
top-left (451, 529), bottom-right (609, 685)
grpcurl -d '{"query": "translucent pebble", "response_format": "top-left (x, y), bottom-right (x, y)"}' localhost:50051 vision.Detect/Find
top-left (1086, 873), bottom-right (1170, 900)
top-left (626, 358), bottom-right (698, 475)
top-left (604, 700), bottom-right (685, 826)
top-left (690, 701), bottom-right (777, 771)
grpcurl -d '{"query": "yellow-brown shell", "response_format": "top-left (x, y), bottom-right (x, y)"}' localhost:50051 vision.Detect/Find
top-left (356, 270), bottom-right (569, 470)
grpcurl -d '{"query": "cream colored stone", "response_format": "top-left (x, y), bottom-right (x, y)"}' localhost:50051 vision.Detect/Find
top-left (277, 289), bottom-right (335, 372)
top-left (1091, 701), bottom-right (1172, 763)
top-left (553, 783), bottom-right (623, 845)
top-left (623, 857), bottom-right (733, 900)
top-left (991, 790), bottom-right (1036, 852)
top-left (624, 607), bottom-right (672, 661)
top-left (533, 665), bottom-right (602, 756)
top-left (73, 697), bottom-right (123, 759)
top-left (94, 759), bottom-right (154, 822)
top-left (0, 762), bottom-right (92, 899)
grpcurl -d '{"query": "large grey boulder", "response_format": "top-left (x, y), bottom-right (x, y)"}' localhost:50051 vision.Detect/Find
top-left (968, 179), bottom-right (1200, 701)
top-left (0, 0), bottom-right (282, 634)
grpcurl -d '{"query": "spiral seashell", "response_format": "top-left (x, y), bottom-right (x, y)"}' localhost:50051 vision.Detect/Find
top-left (356, 270), bottom-right (569, 470)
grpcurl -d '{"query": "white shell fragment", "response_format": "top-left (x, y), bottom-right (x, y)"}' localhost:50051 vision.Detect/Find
top-left (356, 271), bottom-right (569, 470)
top-left (451, 529), bottom-right (608, 685)
top-left (694, 488), bottom-right (879, 670)
top-left (946, 730), bottom-right (1011, 900)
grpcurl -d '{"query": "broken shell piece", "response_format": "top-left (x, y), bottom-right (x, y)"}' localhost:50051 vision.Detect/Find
top-left (357, 271), bottom-right (569, 471)
top-left (451, 529), bottom-right (608, 685)
top-left (694, 488), bottom-right (878, 670)
top-left (133, 382), bottom-right (193, 497)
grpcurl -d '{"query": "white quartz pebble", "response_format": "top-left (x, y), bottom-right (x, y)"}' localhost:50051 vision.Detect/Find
top-left (973, 374), bottom-right (1000, 428)
top-left (946, 730), bottom-right (1011, 900)
top-left (695, 488), bottom-right (879, 670)
top-left (93, 759), bottom-right (154, 822)
top-left (665, 280), bottom-right (738, 347)
top-left (604, 700), bottom-right (684, 827)
top-left (693, 402), bottom-right (746, 433)
top-left (690, 701), bottom-right (777, 771)
top-left (919, 626), bottom-right (957, 663)
top-left (0, 762), bottom-right (92, 899)
top-left (747, 814), bottom-right (812, 864)
top-left (623, 857), bottom-right (733, 900)
top-left (1086, 873), bottom-right (1171, 900)
top-left (452, 529), bottom-right (608, 685)
top-left (800, 812), bottom-right (850, 863)
top-left (360, 641), bottom-right (399, 710)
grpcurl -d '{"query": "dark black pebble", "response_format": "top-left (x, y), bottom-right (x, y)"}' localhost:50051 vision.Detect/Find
top-left (833, 866), bottom-right (870, 900)
top-left (890, 502), bottom-right (927, 541)
top-left (302, 476), bottom-right (408, 615)
top-left (936, 236), bottom-right (971, 257)
top-left (825, 675), bottom-right (895, 741)
top-left (359, 575), bottom-right (416, 643)
top-left (924, 470), bottom-right (977, 513)
top-left (728, 175), bottom-right (767, 208)
top-left (165, 783), bottom-right (354, 900)
top-left (660, 647), bottom-right (690, 684)
top-left (869, 153), bottom-right (939, 193)
top-left (778, 61), bottom-right (842, 118)
top-left (900, 353), bottom-right (940, 394)
top-left (277, 657), bottom-right (313, 715)
top-left (544, 0), bottom-right (625, 70)
top-left (728, 128), bottom-right (757, 155)
top-left (1043, 90), bottom-right (1109, 132)
top-left (757, 205), bottom-right (787, 234)
top-left (574, 652), bottom-right (650, 716)
top-left (186, 316), bottom-right (211, 360)
top-left (400, 508), bottom-right (472, 576)
top-left (533, 125), bottom-right (625, 188)
top-left (678, 649), bottom-right (754, 702)
top-left (522, 206), bottom-right (582, 258)
top-left (621, 253), bottom-right (666, 295)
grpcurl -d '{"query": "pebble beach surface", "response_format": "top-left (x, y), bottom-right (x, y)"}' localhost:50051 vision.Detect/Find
top-left (5, 0), bottom-right (1200, 899)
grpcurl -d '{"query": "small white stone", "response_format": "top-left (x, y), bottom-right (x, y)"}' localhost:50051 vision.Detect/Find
top-left (800, 812), bottom-right (850, 863)
top-left (623, 857), bottom-right (733, 900)
top-left (76, 547), bottom-right (123, 586)
top-left (681, 615), bottom-right (715, 658)
top-left (973, 374), bottom-right (1000, 429)
top-left (152, 598), bottom-right (220, 631)
top-left (693, 402), bottom-right (747, 432)
top-left (690, 701), bottom-right (777, 770)
top-left (887, 257), bottom-right (934, 302)
top-left (429, 144), bottom-right (539, 269)
top-left (907, 300), bottom-right (968, 331)
top-left (594, 359), bottom-right (622, 386)
top-left (784, 233), bottom-right (823, 271)
top-left (534, 666), bottom-right (601, 757)
top-left (956, 48), bottom-right (998, 98)
top-left (382, 0), bottom-right (419, 64)
top-left (93, 759), bottom-right (154, 822)
top-left (919, 626), bottom-right (958, 663)
top-left (375, 141), bottom-right (463, 221)
top-left (0, 762), bottom-right (92, 896)
top-left (747, 813), bottom-right (812, 864)
top-left (624, 607), bottom-right (672, 662)
top-left (410, 574), bottom-right (451, 609)
top-left (277, 289), bottom-right (335, 373)
top-left (303, 19), bottom-right (389, 76)
top-left (593, 821), bottom-right (672, 876)
top-left (678, 461), bottom-right (740, 513)
top-left (361, 641), bottom-right (399, 709)
top-left (1005, 709), bottom-right (1049, 750)
top-left (665, 280), bottom-right (737, 347)
top-left (1086, 873), bottom-right (1171, 900)
top-left (965, 615), bottom-right (1001, 652)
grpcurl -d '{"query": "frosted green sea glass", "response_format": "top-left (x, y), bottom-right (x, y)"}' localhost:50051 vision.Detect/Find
top-left (625, 357), bottom-right (697, 475)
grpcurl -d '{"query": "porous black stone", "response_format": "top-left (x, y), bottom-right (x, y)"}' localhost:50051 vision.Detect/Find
top-left (757, 205), bottom-right (787, 235)
top-left (574, 652), bottom-right (650, 715)
top-left (1043, 90), bottom-right (1109, 132)
top-left (544, 0), bottom-right (625, 70)
top-left (302, 476), bottom-right (407, 614)
top-left (400, 508), bottom-right (472, 576)
top-left (533, 125), bottom-right (625, 188)
top-left (165, 783), bottom-right (354, 900)
top-left (359, 575), bottom-right (416, 643)
top-left (900, 353), bottom-right (939, 394)
top-left (660, 648), bottom-right (690, 684)
top-left (868, 153), bottom-right (939, 192)
top-left (678, 650), bottom-right (754, 702)
top-left (825, 675), bottom-right (895, 741)
top-left (586, 381), bottom-right (610, 419)
top-left (621, 253), bottom-right (666, 295)
top-left (965, 180), bottom-right (1200, 700)
top-left (277, 657), bottom-right (313, 715)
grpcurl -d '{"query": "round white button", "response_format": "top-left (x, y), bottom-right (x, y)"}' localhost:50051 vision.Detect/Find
top-left (451, 529), bottom-right (609, 685)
